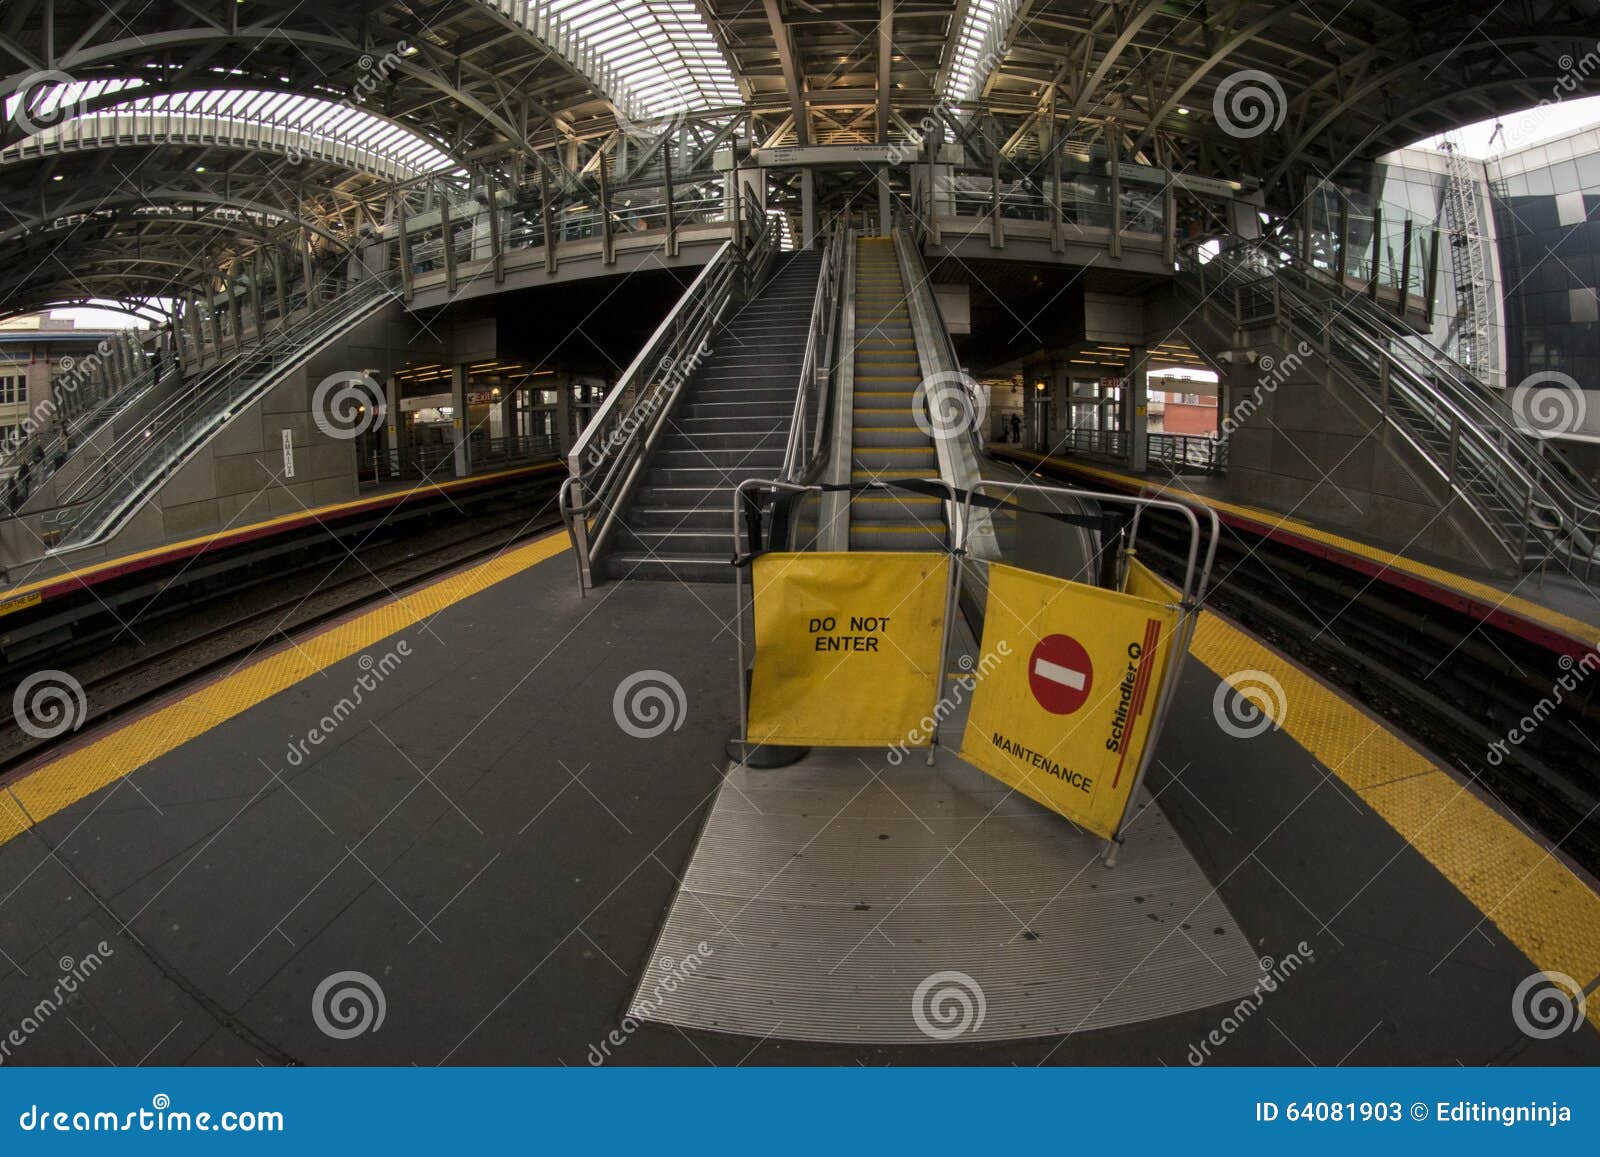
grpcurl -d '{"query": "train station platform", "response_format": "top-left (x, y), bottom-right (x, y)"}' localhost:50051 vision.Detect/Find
top-left (0, 461), bottom-right (563, 617)
top-left (1, 527), bottom-right (1596, 1064)
top-left (992, 448), bottom-right (1600, 656)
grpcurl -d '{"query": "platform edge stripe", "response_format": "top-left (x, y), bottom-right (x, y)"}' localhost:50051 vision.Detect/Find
top-left (0, 531), bottom-right (572, 847)
top-left (1190, 610), bottom-right (1600, 1032)
top-left (0, 461), bottom-right (562, 608)
top-left (1001, 449), bottom-right (1598, 652)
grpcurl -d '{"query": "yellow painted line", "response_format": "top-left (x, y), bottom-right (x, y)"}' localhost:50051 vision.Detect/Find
top-left (0, 531), bottom-right (573, 849)
top-left (1191, 610), bottom-right (1600, 1031)
top-left (0, 461), bottom-right (562, 604)
top-left (1006, 450), bottom-right (1599, 642)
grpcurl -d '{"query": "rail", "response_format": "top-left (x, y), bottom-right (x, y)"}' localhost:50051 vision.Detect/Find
top-left (559, 187), bottom-right (774, 590)
top-left (1147, 432), bottom-right (1227, 475)
top-left (890, 220), bottom-right (1000, 559)
top-left (1185, 245), bottom-right (1590, 571)
top-left (781, 226), bottom-right (848, 481)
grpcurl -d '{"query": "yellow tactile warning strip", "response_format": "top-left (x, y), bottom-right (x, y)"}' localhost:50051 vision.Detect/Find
top-left (1190, 609), bottom-right (1600, 1031)
top-left (0, 531), bottom-right (572, 849)
top-left (0, 461), bottom-right (562, 611)
top-left (1002, 449), bottom-right (1598, 648)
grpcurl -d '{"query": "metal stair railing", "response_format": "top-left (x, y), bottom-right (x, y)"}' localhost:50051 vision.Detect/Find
top-left (559, 187), bottom-right (774, 590)
top-left (1183, 247), bottom-right (1576, 570)
top-left (1266, 248), bottom-right (1600, 559)
top-left (782, 225), bottom-right (848, 482)
top-left (1, 353), bottom-right (169, 510)
top-left (1246, 241), bottom-right (1600, 570)
top-left (45, 271), bottom-right (400, 551)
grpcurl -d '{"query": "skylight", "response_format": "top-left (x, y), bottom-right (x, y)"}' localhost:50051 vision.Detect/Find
top-left (538, 0), bottom-right (741, 119)
top-left (6, 86), bottom-right (456, 177)
top-left (942, 0), bottom-right (1020, 104)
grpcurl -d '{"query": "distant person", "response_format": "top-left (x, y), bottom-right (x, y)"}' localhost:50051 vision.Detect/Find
top-left (1008, 414), bottom-right (1022, 444)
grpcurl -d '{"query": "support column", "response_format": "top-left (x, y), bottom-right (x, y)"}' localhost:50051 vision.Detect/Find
top-left (450, 362), bottom-right (471, 478)
top-left (1050, 358), bottom-right (1071, 450)
top-left (1022, 363), bottom-right (1041, 449)
top-left (227, 278), bottom-right (243, 353)
top-left (1124, 346), bottom-right (1149, 473)
top-left (877, 166), bottom-right (892, 236)
top-left (556, 374), bottom-right (574, 457)
top-left (385, 374), bottom-right (406, 475)
top-left (801, 168), bottom-right (816, 248)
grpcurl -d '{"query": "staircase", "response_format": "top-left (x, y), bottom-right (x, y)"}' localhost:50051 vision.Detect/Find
top-left (602, 249), bottom-right (823, 581)
top-left (848, 237), bottom-right (945, 550)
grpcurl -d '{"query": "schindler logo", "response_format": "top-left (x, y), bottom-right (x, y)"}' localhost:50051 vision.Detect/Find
top-left (1105, 620), bottom-right (1163, 786)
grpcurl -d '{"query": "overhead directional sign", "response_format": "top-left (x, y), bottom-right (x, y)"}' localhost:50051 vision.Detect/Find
top-left (746, 552), bottom-right (951, 747)
top-left (960, 563), bottom-right (1182, 839)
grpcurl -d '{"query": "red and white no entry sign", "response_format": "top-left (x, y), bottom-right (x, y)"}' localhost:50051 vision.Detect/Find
top-left (1028, 634), bottom-right (1094, 715)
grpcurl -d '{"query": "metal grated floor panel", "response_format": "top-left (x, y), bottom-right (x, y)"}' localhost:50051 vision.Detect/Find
top-left (631, 707), bottom-right (1262, 1044)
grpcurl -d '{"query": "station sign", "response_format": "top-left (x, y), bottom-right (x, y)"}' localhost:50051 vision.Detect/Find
top-left (960, 563), bottom-right (1181, 839)
top-left (745, 552), bottom-right (951, 747)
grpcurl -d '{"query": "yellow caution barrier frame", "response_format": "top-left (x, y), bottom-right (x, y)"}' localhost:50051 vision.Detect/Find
top-left (730, 477), bottom-right (965, 762)
top-left (957, 481), bottom-right (1220, 860)
top-left (729, 475), bottom-right (1220, 863)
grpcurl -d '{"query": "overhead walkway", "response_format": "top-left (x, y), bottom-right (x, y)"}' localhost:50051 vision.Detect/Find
top-left (2, 524), bottom-right (1597, 1062)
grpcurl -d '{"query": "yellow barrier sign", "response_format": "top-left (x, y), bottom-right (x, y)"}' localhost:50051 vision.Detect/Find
top-left (960, 562), bottom-right (1181, 839)
top-left (746, 552), bottom-right (950, 747)
top-left (1123, 556), bottom-right (1182, 605)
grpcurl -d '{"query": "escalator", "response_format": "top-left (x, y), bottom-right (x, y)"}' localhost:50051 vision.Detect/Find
top-left (846, 237), bottom-right (945, 551)
top-left (44, 271), bottom-right (400, 552)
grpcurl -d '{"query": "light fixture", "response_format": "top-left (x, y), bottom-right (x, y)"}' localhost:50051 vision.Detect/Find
top-left (1177, 107), bottom-right (1190, 116)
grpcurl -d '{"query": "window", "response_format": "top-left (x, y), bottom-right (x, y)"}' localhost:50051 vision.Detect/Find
top-left (0, 373), bottom-right (26, 406)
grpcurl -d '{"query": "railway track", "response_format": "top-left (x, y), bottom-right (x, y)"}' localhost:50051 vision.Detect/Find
top-left (1125, 507), bottom-right (1600, 877)
top-left (0, 502), bottom-right (564, 777)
